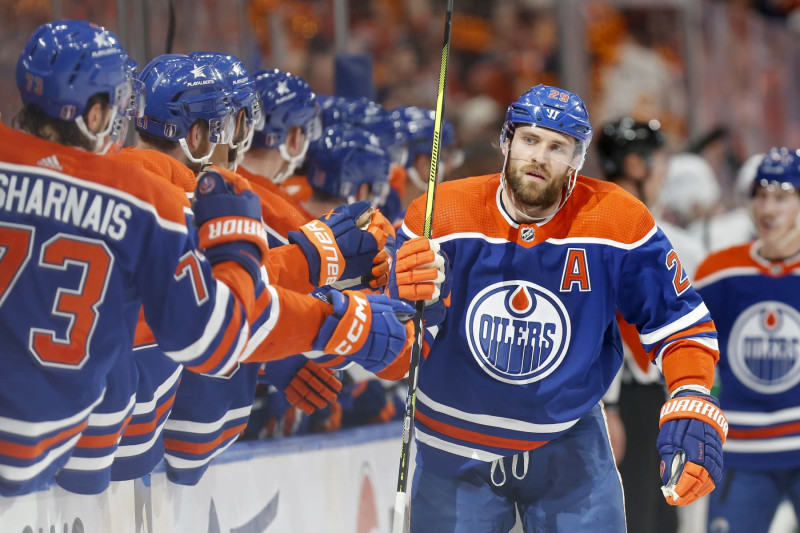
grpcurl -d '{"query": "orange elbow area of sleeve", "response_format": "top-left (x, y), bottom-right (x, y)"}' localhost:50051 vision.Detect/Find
top-left (243, 288), bottom-right (332, 361)
top-left (211, 261), bottom-right (257, 322)
top-left (661, 342), bottom-right (719, 394)
top-left (266, 244), bottom-right (314, 294)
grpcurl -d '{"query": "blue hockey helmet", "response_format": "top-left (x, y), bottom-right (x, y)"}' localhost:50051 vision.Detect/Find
top-left (753, 147), bottom-right (800, 195)
top-left (499, 84), bottom-right (593, 171)
top-left (188, 51), bottom-right (263, 151)
top-left (306, 124), bottom-right (391, 206)
top-left (251, 68), bottom-right (320, 150)
top-left (16, 20), bottom-right (139, 152)
top-left (391, 105), bottom-right (456, 169)
top-left (136, 54), bottom-right (236, 164)
top-left (317, 94), bottom-right (351, 129)
top-left (341, 98), bottom-right (405, 153)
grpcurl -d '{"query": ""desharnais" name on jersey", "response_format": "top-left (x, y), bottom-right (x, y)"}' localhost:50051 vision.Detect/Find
top-left (0, 172), bottom-right (131, 240)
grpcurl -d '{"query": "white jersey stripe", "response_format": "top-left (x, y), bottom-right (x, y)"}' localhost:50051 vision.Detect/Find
top-left (0, 391), bottom-right (104, 437)
top-left (414, 427), bottom-right (503, 462)
top-left (131, 364), bottom-right (183, 416)
top-left (164, 405), bottom-right (252, 435)
top-left (724, 436), bottom-right (800, 453)
top-left (86, 393), bottom-right (137, 427)
top-left (165, 282), bottom-right (231, 363)
top-left (417, 388), bottom-right (579, 434)
top-left (639, 302), bottom-right (710, 346)
top-left (726, 405), bottom-right (800, 426)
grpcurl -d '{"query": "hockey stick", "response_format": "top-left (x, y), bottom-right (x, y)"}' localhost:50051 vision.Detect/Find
top-left (391, 1), bottom-right (454, 531)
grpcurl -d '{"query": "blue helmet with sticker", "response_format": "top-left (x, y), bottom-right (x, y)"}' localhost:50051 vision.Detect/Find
top-left (753, 147), bottom-right (800, 194)
top-left (391, 105), bottom-right (456, 169)
top-left (136, 54), bottom-right (236, 165)
top-left (306, 124), bottom-right (391, 206)
top-left (188, 52), bottom-right (262, 141)
top-left (16, 20), bottom-right (131, 121)
top-left (251, 68), bottom-right (319, 150)
top-left (16, 20), bottom-right (138, 152)
top-left (500, 84), bottom-right (593, 170)
top-left (136, 54), bottom-right (235, 144)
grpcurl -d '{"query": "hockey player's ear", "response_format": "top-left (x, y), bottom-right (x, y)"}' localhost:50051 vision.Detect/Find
top-left (187, 121), bottom-right (210, 157)
top-left (501, 139), bottom-right (510, 157)
top-left (285, 125), bottom-right (305, 157)
top-left (85, 100), bottom-right (110, 134)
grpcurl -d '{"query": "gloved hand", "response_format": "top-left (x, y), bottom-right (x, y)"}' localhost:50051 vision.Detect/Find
top-left (395, 237), bottom-right (450, 301)
top-left (311, 289), bottom-right (413, 374)
top-left (192, 170), bottom-right (268, 283)
top-left (289, 201), bottom-right (391, 287)
top-left (657, 390), bottom-right (727, 506)
top-left (260, 356), bottom-right (342, 415)
top-left (394, 236), bottom-right (451, 327)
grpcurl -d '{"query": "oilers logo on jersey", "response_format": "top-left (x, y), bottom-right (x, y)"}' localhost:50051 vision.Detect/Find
top-left (465, 281), bottom-right (571, 385)
top-left (728, 301), bottom-right (800, 394)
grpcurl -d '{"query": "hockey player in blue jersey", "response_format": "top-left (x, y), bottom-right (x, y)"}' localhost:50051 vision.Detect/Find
top-left (393, 84), bottom-right (727, 532)
top-left (0, 20), bottom-right (268, 496)
top-left (696, 148), bottom-right (800, 533)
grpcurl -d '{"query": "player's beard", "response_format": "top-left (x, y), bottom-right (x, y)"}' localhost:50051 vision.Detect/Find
top-left (505, 160), bottom-right (569, 209)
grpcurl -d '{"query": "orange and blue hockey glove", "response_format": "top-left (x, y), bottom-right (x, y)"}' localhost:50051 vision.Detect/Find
top-left (657, 389), bottom-right (727, 506)
top-left (192, 169), bottom-right (268, 283)
top-left (311, 289), bottom-right (413, 375)
top-left (288, 201), bottom-right (391, 287)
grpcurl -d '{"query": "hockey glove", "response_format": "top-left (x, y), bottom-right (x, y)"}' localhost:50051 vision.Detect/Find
top-left (394, 237), bottom-right (452, 326)
top-left (288, 201), bottom-right (390, 287)
top-left (311, 289), bottom-right (414, 374)
top-left (259, 356), bottom-right (342, 415)
top-left (192, 170), bottom-right (268, 283)
top-left (657, 390), bottom-right (727, 506)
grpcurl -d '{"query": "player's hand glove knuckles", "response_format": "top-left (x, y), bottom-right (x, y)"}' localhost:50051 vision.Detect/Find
top-left (657, 391), bottom-right (727, 507)
top-left (288, 201), bottom-right (385, 287)
top-left (192, 170), bottom-right (268, 283)
top-left (312, 289), bottom-right (413, 373)
top-left (259, 356), bottom-right (342, 415)
top-left (395, 237), bottom-right (451, 303)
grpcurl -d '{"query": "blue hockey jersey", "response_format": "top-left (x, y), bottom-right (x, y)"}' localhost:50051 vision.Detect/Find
top-left (397, 173), bottom-right (719, 476)
top-left (0, 123), bottom-right (254, 496)
top-left (695, 242), bottom-right (800, 470)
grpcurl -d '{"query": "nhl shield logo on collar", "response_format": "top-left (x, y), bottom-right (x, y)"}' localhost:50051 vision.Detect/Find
top-left (520, 227), bottom-right (535, 242)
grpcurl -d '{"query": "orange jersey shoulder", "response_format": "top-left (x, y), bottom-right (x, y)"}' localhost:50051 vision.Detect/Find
top-left (403, 173), bottom-right (654, 247)
top-left (404, 174), bottom-right (503, 238)
top-left (238, 166), bottom-right (315, 220)
top-left (0, 123), bottom-right (188, 226)
top-left (549, 175), bottom-right (655, 244)
top-left (695, 243), bottom-right (755, 283)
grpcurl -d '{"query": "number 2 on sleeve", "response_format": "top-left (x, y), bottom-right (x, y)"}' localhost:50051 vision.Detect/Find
top-left (666, 249), bottom-right (690, 296)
